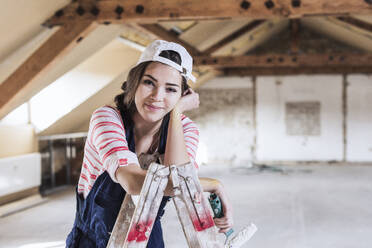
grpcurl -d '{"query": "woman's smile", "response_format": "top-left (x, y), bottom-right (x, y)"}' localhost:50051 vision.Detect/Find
top-left (144, 103), bottom-right (164, 112)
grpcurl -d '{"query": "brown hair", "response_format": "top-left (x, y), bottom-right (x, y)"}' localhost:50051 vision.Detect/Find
top-left (114, 50), bottom-right (189, 117)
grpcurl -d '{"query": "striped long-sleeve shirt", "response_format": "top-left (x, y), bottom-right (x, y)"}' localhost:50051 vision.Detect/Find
top-left (78, 106), bottom-right (199, 198)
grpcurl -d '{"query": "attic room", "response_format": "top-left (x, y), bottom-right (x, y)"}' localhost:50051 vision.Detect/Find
top-left (0, 0), bottom-right (371, 247)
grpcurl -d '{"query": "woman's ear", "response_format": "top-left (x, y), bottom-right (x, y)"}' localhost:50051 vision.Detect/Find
top-left (182, 88), bottom-right (191, 96)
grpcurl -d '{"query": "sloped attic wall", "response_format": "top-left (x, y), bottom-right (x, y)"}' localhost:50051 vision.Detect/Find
top-left (0, 0), bottom-right (68, 158)
top-left (39, 43), bottom-right (141, 135)
top-left (0, 2), bottom-right (139, 158)
top-left (0, 0), bottom-right (69, 62)
top-left (0, 27), bottom-right (130, 158)
top-left (0, 23), bottom-right (127, 120)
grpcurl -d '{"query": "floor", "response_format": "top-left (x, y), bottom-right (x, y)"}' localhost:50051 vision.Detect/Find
top-left (0, 164), bottom-right (371, 248)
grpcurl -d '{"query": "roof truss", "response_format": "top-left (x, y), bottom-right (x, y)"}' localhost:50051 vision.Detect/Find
top-left (194, 53), bottom-right (372, 68)
top-left (140, 24), bottom-right (202, 55)
top-left (337, 16), bottom-right (372, 33)
top-left (44, 0), bottom-right (372, 26)
top-left (1, 0), bottom-right (372, 118)
top-left (223, 65), bottom-right (372, 76)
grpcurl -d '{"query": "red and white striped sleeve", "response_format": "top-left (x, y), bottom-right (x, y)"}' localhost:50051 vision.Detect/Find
top-left (181, 115), bottom-right (199, 169)
top-left (89, 106), bottom-right (139, 182)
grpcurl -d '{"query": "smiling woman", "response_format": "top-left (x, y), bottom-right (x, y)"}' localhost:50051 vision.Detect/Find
top-left (134, 62), bottom-right (184, 126)
top-left (65, 40), bottom-right (233, 248)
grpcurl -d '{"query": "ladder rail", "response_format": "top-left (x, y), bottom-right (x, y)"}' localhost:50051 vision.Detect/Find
top-left (108, 162), bottom-right (225, 248)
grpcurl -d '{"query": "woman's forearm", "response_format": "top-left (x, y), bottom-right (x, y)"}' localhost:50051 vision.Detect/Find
top-left (163, 108), bottom-right (190, 166)
top-left (115, 164), bottom-right (147, 195)
top-left (116, 164), bottom-right (223, 196)
top-left (115, 163), bottom-right (177, 197)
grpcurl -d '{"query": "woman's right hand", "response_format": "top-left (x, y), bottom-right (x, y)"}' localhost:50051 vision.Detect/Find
top-left (174, 88), bottom-right (199, 113)
top-left (213, 186), bottom-right (234, 233)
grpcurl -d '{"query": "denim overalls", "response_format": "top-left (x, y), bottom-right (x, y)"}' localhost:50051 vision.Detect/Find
top-left (66, 111), bottom-right (170, 248)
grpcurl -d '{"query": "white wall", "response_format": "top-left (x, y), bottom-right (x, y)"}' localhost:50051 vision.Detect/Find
top-left (191, 77), bottom-right (255, 166)
top-left (347, 75), bottom-right (372, 161)
top-left (0, 153), bottom-right (41, 197)
top-left (256, 75), bottom-right (343, 161)
top-left (192, 74), bottom-right (371, 164)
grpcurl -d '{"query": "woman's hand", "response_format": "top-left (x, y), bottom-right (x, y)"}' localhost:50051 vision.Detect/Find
top-left (213, 186), bottom-right (234, 233)
top-left (175, 88), bottom-right (199, 113)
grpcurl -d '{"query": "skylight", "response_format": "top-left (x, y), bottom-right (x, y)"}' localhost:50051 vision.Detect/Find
top-left (30, 70), bottom-right (111, 132)
top-left (0, 103), bottom-right (28, 125)
top-left (1, 39), bottom-right (137, 133)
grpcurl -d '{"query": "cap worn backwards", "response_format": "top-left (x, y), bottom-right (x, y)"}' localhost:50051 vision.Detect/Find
top-left (137, 40), bottom-right (196, 83)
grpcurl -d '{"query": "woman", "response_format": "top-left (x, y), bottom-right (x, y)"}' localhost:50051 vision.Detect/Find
top-left (66, 40), bottom-right (233, 247)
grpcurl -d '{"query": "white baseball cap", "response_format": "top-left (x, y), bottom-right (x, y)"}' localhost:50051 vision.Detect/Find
top-left (137, 40), bottom-right (196, 83)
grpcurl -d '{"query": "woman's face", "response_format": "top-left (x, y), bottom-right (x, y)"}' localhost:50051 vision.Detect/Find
top-left (134, 62), bottom-right (183, 123)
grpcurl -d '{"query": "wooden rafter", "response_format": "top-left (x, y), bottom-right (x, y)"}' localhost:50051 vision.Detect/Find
top-left (139, 24), bottom-right (202, 55)
top-left (140, 21), bottom-right (267, 56)
top-left (336, 16), bottom-right (372, 33)
top-left (44, 0), bottom-right (372, 27)
top-left (203, 20), bottom-right (265, 54)
top-left (194, 53), bottom-right (372, 68)
top-left (223, 66), bottom-right (372, 76)
top-left (3, 0), bottom-right (372, 117)
top-left (0, 21), bottom-right (97, 111)
top-left (290, 19), bottom-right (300, 54)
top-left (301, 17), bottom-right (372, 53)
top-left (138, 19), bottom-right (291, 88)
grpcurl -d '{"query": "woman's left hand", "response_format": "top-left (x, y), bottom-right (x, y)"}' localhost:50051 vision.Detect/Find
top-left (175, 88), bottom-right (199, 113)
top-left (213, 187), bottom-right (234, 233)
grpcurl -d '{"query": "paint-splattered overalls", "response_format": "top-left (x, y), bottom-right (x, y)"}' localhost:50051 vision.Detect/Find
top-left (66, 111), bottom-right (170, 248)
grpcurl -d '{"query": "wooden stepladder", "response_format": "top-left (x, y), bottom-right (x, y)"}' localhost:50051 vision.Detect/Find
top-left (107, 162), bottom-right (223, 248)
top-left (170, 163), bottom-right (221, 248)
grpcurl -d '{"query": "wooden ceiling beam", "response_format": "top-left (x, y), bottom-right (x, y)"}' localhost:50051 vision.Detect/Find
top-left (139, 24), bottom-right (202, 55)
top-left (203, 20), bottom-right (265, 55)
top-left (223, 66), bottom-right (372, 76)
top-left (336, 16), bottom-right (372, 33)
top-left (290, 19), bottom-right (300, 54)
top-left (44, 0), bottom-right (372, 27)
top-left (194, 53), bottom-right (372, 68)
top-left (140, 21), bottom-right (265, 57)
top-left (0, 21), bottom-right (97, 111)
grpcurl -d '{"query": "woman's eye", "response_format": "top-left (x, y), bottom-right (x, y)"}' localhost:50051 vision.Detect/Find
top-left (166, 87), bottom-right (177, 93)
top-left (143, 80), bottom-right (154, 86)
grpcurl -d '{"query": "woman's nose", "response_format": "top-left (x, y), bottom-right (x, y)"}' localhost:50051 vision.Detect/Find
top-left (151, 88), bottom-right (164, 101)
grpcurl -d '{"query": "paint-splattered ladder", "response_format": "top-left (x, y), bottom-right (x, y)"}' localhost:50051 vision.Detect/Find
top-left (107, 162), bottom-right (223, 248)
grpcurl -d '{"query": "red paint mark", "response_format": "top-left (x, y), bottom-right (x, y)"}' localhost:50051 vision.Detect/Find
top-left (127, 220), bottom-right (154, 242)
top-left (193, 192), bottom-right (202, 204)
top-left (191, 213), bottom-right (215, 232)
